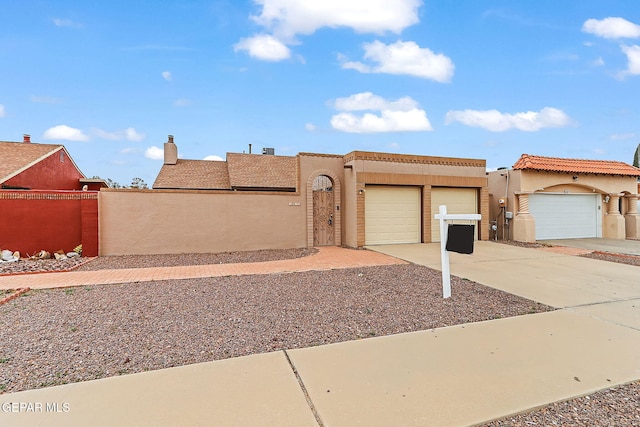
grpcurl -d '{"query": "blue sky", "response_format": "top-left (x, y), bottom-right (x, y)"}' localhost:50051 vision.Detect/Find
top-left (1, 0), bottom-right (639, 186)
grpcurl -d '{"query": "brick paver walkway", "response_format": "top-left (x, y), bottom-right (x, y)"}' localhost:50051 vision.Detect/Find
top-left (0, 247), bottom-right (407, 290)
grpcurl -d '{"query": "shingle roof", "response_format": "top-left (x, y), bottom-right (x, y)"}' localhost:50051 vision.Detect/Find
top-left (153, 160), bottom-right (231, 190)
top-left (513, 154), bottom-right (640, 177)
top-left (226, 153), bottom-right (297, 189)
top-left (0, 141), bottom-right (65, 183)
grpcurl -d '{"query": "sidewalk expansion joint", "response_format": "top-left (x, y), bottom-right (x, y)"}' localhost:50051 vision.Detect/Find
top-left (565, 296), bottom-right (640, 309)
top-left (283, 350), bottom-right (324, 427)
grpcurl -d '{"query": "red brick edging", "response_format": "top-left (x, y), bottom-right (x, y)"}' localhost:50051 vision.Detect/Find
top-left (0, 287), bottom-right (31, 305)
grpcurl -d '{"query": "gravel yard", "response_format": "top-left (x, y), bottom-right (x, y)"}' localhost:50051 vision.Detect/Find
top-left (0, 263), bottom-right (551, 394)
top-left (1, 245), bottom-right (638, 425)
top-left (581, 251), bottom-right (640, 267)
top-left (482, 381), bottom-right (640, 426)
top-left (75, 248), bottom-right (318, 270)
top-left (0, 257), bottom-right (87, 275)
top-left (0, 248), bottom-right (317, 275)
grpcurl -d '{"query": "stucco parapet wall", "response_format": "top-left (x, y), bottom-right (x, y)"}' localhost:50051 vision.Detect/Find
top-left (357, 172), bottom-right (486, 187)
top-left (99, 188), bottom-right (301, 196)
top-left (343, 151), bottom-right (485, 167)
top-left (298, 152), bottom-right (343, 159)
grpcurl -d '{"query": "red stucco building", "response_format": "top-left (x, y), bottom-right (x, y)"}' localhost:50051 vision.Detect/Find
top-left (0, 135), bottom-right (105, 256)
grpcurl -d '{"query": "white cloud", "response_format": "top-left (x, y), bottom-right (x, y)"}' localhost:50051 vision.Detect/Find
top-left (92, 127), bottom-right (146, 141)
top-left (592, 57), bottom-right (605, 66)
top-left (582, 17), bottom-right (640, 39)
top-left (331, 92), bottom-right (432, 133)
top-left (234, 34), bottom-right (291, 61)
top-left (445, 107), bottom-right (571, 132)
top-left (341, 40), bottom-right (454, 82)
top-left (174, 98), bottom-right (192, 107)
top-left (125, 127), bottom-right (145, 142)
top-left (333, 92), bottom-right (418, 111)
top-left (609, 132), bottom-right (636, 140)
top-left (304, 123), bottom-right (316, 131)
top-left (203, 155), bottom-right (224, 161)
top-left (52, 18), bottom-right (83, 28)
top-left (331, 109), bottom-right (432, 133)
top-left (0, 104), bottom-right (5, 118)
top-left (620, 44), bottom-right (640, 77)
top-left (162, 71), bottom-right (172, 81)
top-left (251, 0), bottom-right (421, 40)
top-left (145, 146), bottom-right (164, 160)
top-left (43, 125), bottom-right (89, 141)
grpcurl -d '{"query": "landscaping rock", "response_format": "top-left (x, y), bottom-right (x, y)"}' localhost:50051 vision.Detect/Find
top-left (1, 250), bottom-right (18, 263)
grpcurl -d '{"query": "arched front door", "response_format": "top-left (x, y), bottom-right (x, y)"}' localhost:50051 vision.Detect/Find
top-left (312, 175), bottom-right (334, 246)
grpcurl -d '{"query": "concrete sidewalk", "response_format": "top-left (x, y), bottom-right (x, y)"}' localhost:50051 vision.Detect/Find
top-left (1, 242), bottom-right (639, 426)
top-left (2, 310), bottom-right (639, 426)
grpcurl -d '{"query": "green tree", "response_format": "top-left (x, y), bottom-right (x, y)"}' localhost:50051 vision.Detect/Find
top-left (634, 143), bottom-right (640, 168)
top-left (129, 177), bottom-right (148, 189)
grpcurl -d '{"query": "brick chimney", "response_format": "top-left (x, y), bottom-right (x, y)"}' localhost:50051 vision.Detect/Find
top-left (164, 134), bottom-right (177, 165)
top-left (23, 134), bottom-right (31, 143)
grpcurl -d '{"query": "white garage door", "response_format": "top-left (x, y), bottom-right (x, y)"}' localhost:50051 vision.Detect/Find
top-left (431, 187), bottom-right (478, 242)
top-left (365, 186), bottom-right (421, 245)
top-left (528, 193), bottom-right (600, 240)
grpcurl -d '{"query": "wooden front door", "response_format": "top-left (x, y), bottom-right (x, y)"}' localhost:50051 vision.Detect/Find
top-left (313, 176), bottom-right (334, 246)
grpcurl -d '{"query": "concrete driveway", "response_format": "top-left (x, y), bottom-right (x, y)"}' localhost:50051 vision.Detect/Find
top-left (368, 242), bottom-right (640, 328)
top-left (543, 238), bottom-right (640, 256)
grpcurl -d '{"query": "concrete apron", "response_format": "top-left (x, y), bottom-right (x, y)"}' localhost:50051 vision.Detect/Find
top-left (369, 242), bottom-right (640, 315)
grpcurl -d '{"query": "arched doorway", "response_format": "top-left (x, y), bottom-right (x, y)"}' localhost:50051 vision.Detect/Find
top-left (312, 175), bottom-right (334, 246)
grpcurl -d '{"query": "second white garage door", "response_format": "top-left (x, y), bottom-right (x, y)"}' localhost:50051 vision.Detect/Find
top-left (431, 187), bottom-right (478, 242)
top-left (528, 193), bottom-right (600, 240)
top-left (365, 186), bottom-right (421, 245)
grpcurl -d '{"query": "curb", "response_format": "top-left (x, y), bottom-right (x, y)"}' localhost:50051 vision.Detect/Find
top-left (0, 287), bottom-right (31, 305)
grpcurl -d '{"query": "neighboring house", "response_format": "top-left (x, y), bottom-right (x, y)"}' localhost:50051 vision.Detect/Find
top-left (98, 135), bottom-right (489, 255)
top-left (488, 154), bottom-right (640, 242)
top-left (0, 135), bottom-right (107, 190)
top-left (0, 135), bottom-right (105, 256)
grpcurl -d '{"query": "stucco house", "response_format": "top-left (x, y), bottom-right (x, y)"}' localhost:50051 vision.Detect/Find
top-left (98, 136), bottom-right (489, 255)
top-left (488, 154), bottom-right (640, 242)
top-left (0, 134), bottom-right (106, 190)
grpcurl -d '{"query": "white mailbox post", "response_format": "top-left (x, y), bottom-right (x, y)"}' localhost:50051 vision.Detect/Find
top-left (434, 205), bottom-right (481, 298)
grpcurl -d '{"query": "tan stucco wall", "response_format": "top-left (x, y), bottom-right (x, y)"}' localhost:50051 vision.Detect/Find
top-left (344, 153), bottom-right (489, 246)
top-left (298, 154), bottom-right (345, 246)
top-left (99, 189), bottom-right (307, 255)
top-left (343, 166), bottom-right (358, 248)
top-left (488, 169), bottom-right (639, 241)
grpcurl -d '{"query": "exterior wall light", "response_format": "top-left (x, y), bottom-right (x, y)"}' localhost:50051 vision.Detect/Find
top-left (604, 195), bottom-right (610, 203)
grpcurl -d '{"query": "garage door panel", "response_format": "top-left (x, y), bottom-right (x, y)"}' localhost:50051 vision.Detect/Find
top-left (431, 188), bottom-right (478, 242)
top-left (365, 186), bottom-right (421, 245)
top-left (529, 194), bottom-right (599, 240)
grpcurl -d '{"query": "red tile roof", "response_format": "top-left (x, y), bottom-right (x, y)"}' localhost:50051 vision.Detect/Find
top-left (513, 154), bottom-right (640, 176)
top-left (153, 159), bottom-right (231, 190)
top-left (0, 141), bottom-right (66, 183)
